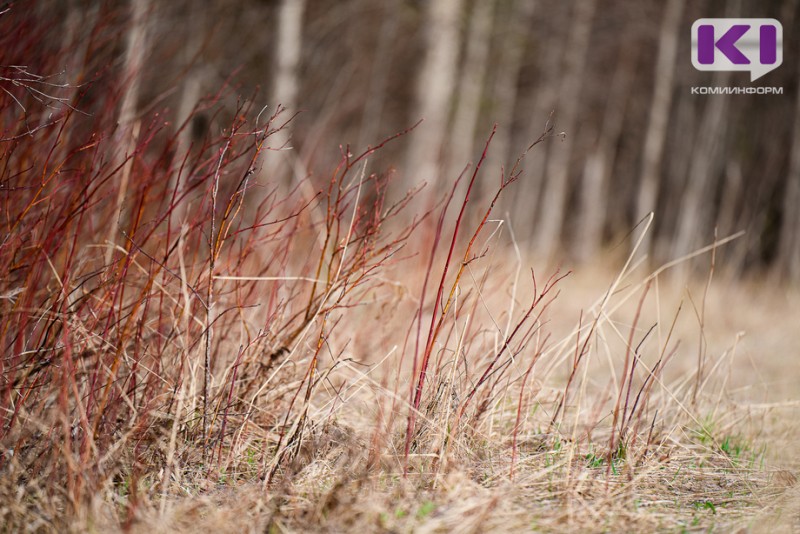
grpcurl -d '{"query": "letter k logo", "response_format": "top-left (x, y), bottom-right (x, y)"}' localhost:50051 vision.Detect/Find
top-left (697, 24), bottom-right (749, 64)
top-left (691, 19), bottom-right (783, 81)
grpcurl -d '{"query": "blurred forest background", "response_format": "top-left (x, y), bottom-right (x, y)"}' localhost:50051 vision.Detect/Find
top-left (16, 0), bottom-right (800, 279)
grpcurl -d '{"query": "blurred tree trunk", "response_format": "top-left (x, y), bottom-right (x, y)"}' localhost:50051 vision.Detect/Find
top-left (534, 0), bottom-right (596, 258)
top-left (117, 0), bottom-right (149, 143)
top-left (716, 158), bottom-right (744, 264)
top-left (106, 0), bottom-right (150, 264)
top-left (61, 0), bottom-right (98, 110)
top-left (404, 0), bottom-right (464, 189)
top-left (574, 46), bottom-right (635, 262)
top-left (779, 68), bottom-right (800, 281)
top-left (44, 1), bottom-right (97, 149)
top-left (654, 91), bottom-right (695, 262)
top-left (447, 0), bottom-right (495, 182)
top-left (671, 73), bottom-right (729, 262)
top-left (512, 13), bottom-right (563, 240)
top-left (264, 0), bottom-right (306, 184)
top-left (634, 0), bottom-right (684, 258)
top-left (171, 7), bottom-right (208, 225)
top-left (483, 0), bottom-right (535, 195)
top-left (672, 0), bottom-right (738, 265)
top-left (357, 0), bottom-right (399, 150)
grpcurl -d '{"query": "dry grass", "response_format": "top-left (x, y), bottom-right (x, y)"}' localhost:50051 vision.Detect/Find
top-left (2, 8), bottom-right (799, 532)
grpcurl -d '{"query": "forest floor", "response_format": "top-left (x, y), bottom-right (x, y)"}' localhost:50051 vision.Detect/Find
top-left (158, 266), bottom-right (799, 534)
top-left (11, 258), bottom-right (795, 534)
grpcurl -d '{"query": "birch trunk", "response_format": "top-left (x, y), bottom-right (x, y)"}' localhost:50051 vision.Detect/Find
top-left (106, 0), bottom-right (150, 264)
top-left (404, 0), bottom-right (464, 189)
top-left (264, 0), bottom-right (306, 184)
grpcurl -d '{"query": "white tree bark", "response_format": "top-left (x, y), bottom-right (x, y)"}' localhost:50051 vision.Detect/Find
top-left (106, 0), bottom-right (150, 264)
top-left (404, 0), bottom-right (464, 189)
top-left (117, 0), bottom-right (149, 137)
top-left (274, 0), bottom-right (305, 117)
top-left (264, 0), bottom-right (307, 183)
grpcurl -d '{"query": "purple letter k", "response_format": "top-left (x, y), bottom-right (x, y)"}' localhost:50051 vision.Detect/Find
top-left (697, 24), bottom-right (750, 64)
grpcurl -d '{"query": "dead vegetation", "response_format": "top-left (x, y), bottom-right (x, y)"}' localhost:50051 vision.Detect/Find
top-left (2, 6), bottom-right (799, 533)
